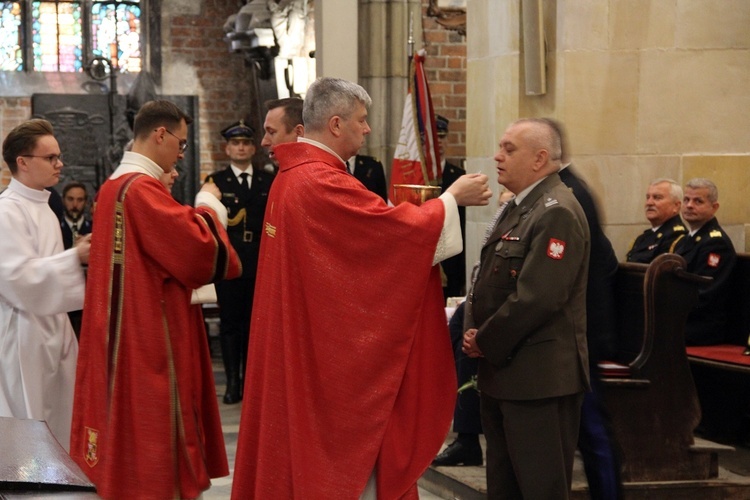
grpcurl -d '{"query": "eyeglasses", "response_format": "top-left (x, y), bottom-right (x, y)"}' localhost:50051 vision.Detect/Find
top-left (20, 154), bottom-right (63, 165)
top-left (160, 128), bottom-right (188, 153)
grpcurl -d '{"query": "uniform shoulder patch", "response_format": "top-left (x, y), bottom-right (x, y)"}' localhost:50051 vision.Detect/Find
top-left (544, 197), bottom-right (559, 208)
top-left (709, 230), bottom-right (723, 238)
top-left (707, 252), bottom-right (721, 268)
top-left (547, 238), bottom-right (566, 260)
top-left (674, 224), bottom-right (685, 232)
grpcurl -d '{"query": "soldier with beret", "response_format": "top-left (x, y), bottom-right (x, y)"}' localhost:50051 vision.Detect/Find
top-left (205, 120), bottom-right (275, 404)
top-left (627, 178), bottom-right (687, 263)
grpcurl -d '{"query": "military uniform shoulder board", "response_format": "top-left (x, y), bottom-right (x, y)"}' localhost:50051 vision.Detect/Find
top-left (544, 197), bottom-right (559, 208)
top-left (709, 230), bottom-right (723, 238)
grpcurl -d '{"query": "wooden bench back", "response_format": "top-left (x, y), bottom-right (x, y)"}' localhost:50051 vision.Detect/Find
top-left (604, 253), bottom-right (716, 481)
top-left (725, 253), bottom-right (750, 346)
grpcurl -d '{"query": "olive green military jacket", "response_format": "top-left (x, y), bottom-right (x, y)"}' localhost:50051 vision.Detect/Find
top-left (466, 174), bottom-right (591, 400)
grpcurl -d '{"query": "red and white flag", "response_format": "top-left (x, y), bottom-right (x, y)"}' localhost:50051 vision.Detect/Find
top-left (390, 49), bottom-right (442, 201)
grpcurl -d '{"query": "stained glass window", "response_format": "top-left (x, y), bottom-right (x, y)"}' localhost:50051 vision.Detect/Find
top-left (0, 2), bottom-right (23, 71)
top-left (0, 0), bottom-right (141, 73)
top-left (91, 1), bottom-right (141, 73)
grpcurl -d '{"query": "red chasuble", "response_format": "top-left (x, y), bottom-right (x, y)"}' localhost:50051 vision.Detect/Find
top-left (70, 174), bottom-right (241, 499)
top-left (231, 142), bottom-right (456, 499)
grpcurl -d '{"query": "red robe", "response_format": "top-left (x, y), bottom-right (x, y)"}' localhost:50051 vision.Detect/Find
top-left (70, 173), bottom-right (241, 499)
top-left (231, 142), bottom-right (456, 499)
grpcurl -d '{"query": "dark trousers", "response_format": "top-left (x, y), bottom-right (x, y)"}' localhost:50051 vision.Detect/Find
top-left (216, 277), bottom-right (254, 385)
top-left (578, 374), bottom-right (622, 499)
top-left (481, 392), bottom-right (583, 500)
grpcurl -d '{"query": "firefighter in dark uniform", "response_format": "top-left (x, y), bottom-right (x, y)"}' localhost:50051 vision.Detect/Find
top-left (627, 179), bottom-right (687, 263)
top-left (671, 178), bottom-right (736, 346)
top-left (346, 154), bottom-right (388, 202)
top-left (205, 120), bottom-right (275, 404)
top-left (436, 114), bottom-right (467, 298)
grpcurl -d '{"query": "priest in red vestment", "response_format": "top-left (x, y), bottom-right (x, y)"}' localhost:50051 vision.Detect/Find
top-left (70, 101), bottom-right (241, 500)
top-left (231, 78), bottom-right (491, 499)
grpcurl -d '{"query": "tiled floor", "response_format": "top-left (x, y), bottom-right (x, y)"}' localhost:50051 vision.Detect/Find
top-left (203, 360), bottom-right (442, 499)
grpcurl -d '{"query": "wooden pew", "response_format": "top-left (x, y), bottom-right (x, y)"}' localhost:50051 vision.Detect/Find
top-left (600, 253), bottom-right (729, 482)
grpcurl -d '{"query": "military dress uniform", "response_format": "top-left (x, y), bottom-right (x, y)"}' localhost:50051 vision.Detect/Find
top-left (626, 213), bottom-right (687, 263)
top-left (205, 122), bottom-right (275, 403)
top-left (671, 217), bottom-right (736, 345)
top-left (60, 217), bottom-right (93, 250)
top-left (466, 173), bottom-right (591, 499)
top-left (351, 155), bottom-right (388, 202)
top-left (441, 160), bottom-right (467, 298)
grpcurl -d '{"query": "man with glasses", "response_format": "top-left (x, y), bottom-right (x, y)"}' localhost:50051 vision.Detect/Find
top-left (0, 118), bottom-right (89, 451)
top-left (205, 120), bottom-right (275, 404)
top-left (70, 100), bottom-right (242, 499)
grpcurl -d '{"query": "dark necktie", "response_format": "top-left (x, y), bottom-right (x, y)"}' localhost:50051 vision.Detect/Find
top-left (239, 172), bottom-right (250, 191)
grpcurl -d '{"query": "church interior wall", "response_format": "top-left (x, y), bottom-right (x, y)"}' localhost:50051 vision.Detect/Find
top-left (465, 0), bottom-right (750, 273)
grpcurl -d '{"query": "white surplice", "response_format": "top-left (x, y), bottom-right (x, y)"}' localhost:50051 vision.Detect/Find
top-left (0, 178), bottom-right (85, 451)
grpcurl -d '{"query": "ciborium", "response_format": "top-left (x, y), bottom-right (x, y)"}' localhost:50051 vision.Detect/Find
top-left (392, 184), bottom-right (442, 206)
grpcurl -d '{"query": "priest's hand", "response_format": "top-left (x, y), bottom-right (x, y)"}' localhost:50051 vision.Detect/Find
top-left (447, 174), bottom-right (492, 206)
top-left (462, 328), bottom-right (484, 358)
top-left (200, 182), bottom-right (222, 200)
top-left (75, 233), bottom-right (92, 264)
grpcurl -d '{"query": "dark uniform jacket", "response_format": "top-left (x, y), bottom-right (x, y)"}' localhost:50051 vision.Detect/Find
top-left (626, 213), bottom-right (687, 264)
top-left (352, 155), bottom-right (387, 202)
top-left (466, 174), bottom-right (591, 400)
top-left (559, 166), bottom-right (619, 362)
top-left (205, 166), bottom-right (275, 281)
top-left (441, 161), bottom-right (467, 298)
top-left (672, 217), bottom-right (737, 345)
top-left (60, 218), bottom-right (93, 250)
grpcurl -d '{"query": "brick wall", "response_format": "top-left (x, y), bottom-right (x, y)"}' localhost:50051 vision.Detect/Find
top-left (421, 0), bottom-right (467, 168)
top-left (167, 2), bottom-right (258, 179)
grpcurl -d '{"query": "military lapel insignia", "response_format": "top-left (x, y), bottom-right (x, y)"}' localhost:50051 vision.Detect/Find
top-left (707, 253), bottom-right (721, 268)
top-left (547, 238), bottom-right (566, 260)
top-left (84, 427), bottom-right (99, 467)
top-left (544, 197), bottom-right (558, 208)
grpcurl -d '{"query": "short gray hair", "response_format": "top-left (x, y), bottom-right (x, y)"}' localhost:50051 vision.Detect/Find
top-left (303, 77), bottom-right (372, 133)
top-left (513, 118), bottom-right (563, 165)
top-left (650, 178), bottom-right (683, 202)
top-left (685, 178), bottom-right (718, 203)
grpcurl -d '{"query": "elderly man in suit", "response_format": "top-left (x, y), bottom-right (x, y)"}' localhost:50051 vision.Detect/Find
top-left (463, 118), bottom-right (590, 499)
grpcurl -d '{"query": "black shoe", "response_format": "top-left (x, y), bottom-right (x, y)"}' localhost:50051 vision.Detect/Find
top-left (223, 390), bottom-right (241, 405)
top-left (223, 376), bottom-right (242, 405)
top-left (432, 439), bottom-right (483, 466)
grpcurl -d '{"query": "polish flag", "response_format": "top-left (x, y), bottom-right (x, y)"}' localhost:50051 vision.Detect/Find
top-left (389, 49), bottom-right (442, 201)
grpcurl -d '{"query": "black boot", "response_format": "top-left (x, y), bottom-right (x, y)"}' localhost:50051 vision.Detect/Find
top-left (223, 370), bottom-right (241, 404)
top-left (220, 335), bottom-right (242, 404)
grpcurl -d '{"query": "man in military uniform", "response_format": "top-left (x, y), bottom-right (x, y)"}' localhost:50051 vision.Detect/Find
top-left (436, 115), bottom-right (467, 298)
top-left (627, 178), bottom-right (687, 263)
top-left (463, 118), bottom-right (590, 499)
top-left (672, 178), bottom-right (736, 345)
top-left (205, 120), bottom-right (275, 403)
top-left (345, 154), bottom-right (388, 202)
